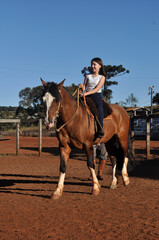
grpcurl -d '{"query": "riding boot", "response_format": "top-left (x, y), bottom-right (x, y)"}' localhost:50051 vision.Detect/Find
top-left (97, 159), bottom-right (106, 180)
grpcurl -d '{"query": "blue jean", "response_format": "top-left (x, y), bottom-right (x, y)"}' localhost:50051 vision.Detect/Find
top-left (87, 93), bottom-right (104, 127)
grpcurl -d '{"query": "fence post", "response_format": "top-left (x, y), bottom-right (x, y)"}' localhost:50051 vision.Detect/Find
top-left (146, 117), bottom-right (151, 159)
top-left (130, 117), bottom-right (135, 157)
top-left (16, 122), bottom-right (20, 156)
top-left (39, 119), bottom-right (42, 156)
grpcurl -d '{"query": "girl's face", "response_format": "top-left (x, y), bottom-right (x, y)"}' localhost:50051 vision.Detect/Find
top-left (91, 61), bottom-right (101, 74)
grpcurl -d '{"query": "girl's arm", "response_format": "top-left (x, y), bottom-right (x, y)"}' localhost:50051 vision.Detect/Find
top-left (83, 75), bottom-right (88, 91)
top-left (84, 76), bottom-right (105, 96)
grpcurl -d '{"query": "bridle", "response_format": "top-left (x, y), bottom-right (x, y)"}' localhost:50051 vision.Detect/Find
top-left (48, 84), bottom-right (87, 132)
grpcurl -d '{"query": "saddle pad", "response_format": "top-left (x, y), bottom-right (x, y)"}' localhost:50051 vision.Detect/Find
top-left (104, 114), bottom-right (112, 120)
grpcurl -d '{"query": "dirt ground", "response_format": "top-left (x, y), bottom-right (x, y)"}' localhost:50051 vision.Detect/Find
top-left (0, 136), bottom-right (159, 240)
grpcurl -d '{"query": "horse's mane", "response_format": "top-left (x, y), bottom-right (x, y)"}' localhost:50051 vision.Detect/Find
top-left (44, 82), bottom-right (62, 101)
top-left (63, 86), bottom-right (75, 98)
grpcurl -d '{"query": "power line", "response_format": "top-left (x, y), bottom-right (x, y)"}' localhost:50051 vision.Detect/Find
top-left (0, 65), bottom-right (159, 80)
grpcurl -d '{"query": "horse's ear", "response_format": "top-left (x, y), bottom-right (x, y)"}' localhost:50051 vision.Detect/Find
top-left (40, 78), bottom-right (47, 86)
top-left (57, 79), bottom-right (66, 90)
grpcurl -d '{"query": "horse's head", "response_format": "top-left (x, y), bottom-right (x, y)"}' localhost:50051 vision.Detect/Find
top-left (41, 78), bottom-right (65, 129)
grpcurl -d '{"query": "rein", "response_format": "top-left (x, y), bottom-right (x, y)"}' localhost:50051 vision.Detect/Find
top-left (56, 84), bottom-right (86, 132)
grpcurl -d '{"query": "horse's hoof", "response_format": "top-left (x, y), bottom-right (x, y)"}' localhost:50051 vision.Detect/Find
top-left (124, 179), bottom-right (130, 186)
top-left (97, 175), bottom-right (103, 180)
top-left (91, 189), bottom-right (100, 196)
top-left (51, 193), bottom-right (62, 200)
top-left (110, 184), bottom-right (117, 190)
top-left (87, 176), bottom-right (92, 181)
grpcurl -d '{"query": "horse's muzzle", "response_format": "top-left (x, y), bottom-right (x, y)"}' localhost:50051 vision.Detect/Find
top-left (45, 121), bottom-right (55, 130)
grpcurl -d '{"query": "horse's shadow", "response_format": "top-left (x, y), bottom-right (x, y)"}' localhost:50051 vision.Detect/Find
top-left (129, 157), bottom-right (159, 180)
top-left (20, 146), bottom-right (59, 156)
top-left (20, 146), bottom-right (87, 161)
top-left (135, 148), bottom-right (159, 155)
top-left (0, 173), bottom-right (93, 199)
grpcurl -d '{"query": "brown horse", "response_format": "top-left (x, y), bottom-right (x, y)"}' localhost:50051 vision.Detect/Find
top-left (41, 79), bottom-right (130, 199)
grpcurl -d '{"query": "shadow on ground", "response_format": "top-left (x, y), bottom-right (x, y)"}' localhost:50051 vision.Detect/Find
top-left (129, 157), bottom-right (159, 180)
top-left (20, 146), bottom-right (86, 160)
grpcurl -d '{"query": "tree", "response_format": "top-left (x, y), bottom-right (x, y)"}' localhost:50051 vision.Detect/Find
top-left (65, 83), bottom-right (78, 95)
top-left (16, 106), bottom-right (28, 118)
top-left (19, 87), bottom-right (32, 108)
top-left (125, 93), bottom-right (138, 107)
top-left (81, 64), bottom-right (129, 101)
top-left (17, 85), bottom-right (44, 118)
top-left (153, 93), bottom-right (159, 105)
top-left (19, 86), bottom-right (44, 108)
top-left (31, 86), bottom-right (44, 107)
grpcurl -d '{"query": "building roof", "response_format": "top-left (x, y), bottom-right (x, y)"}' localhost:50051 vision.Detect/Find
top-left (126, 107), bottom-right (150, 112)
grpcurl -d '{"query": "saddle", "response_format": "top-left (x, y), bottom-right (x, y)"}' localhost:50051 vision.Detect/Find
top-left (80, 96), bottom-right (113, 144)
top-left (83, 97), bottom-right (113, 120)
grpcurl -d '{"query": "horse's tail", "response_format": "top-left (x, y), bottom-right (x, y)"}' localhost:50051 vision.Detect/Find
top-left (116, 138), bottom-right (125, 171)
top-left (105, 135), bottom-right (124, 171)
top-left (116, 129), bottom-right (135, 172)
top-left (127, 126), bottom-right (135, 172)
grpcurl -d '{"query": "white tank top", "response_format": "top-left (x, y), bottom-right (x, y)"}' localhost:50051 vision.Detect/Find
top-left (86, 74), bottom-right (102, 93)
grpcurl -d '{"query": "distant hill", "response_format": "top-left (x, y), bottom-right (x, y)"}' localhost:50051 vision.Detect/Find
top-left (0, 106), bottom-right (18, 119)
top-left (0, 106), bottom-right (17, 112)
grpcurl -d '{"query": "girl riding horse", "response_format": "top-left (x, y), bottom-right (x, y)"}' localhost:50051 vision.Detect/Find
top-left (41, 77), bottom-right (130, 200)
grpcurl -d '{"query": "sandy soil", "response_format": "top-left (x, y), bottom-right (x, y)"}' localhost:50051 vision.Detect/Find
top-left (0, 136), bottom-right (159, 240)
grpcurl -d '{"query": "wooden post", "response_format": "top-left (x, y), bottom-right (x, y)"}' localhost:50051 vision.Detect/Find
top-left (146, 117), bottom-right (151, 159)
top-left (130, 117), bottom-right (135, 156)
top-left (0, 119), bottom-right (20, 156)
top-left (39, 119), bottom-right (42, 156)
top-left (16, 122), bottom-right (20, 156)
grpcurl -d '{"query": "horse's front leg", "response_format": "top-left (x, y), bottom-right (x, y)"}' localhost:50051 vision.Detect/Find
top-left (52, 143), bottom-right (71, 200)
top-left (85, 145), bottom-right (100, 195)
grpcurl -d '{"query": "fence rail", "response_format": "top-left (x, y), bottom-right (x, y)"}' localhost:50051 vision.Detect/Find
top-left (1, 116), bottom-right (158, 159)
top-left (0, 119), bottom-right (20, 123)
top-left (0, 119), bottom-right (20, 155)
top-left (0, 119), bottom-right (43, 156)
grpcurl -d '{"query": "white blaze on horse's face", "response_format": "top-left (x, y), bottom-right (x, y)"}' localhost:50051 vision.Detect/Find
top-left (43, 92), bottom-right (55, 127)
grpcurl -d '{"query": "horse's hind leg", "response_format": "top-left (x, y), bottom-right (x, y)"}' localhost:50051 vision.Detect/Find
top-left (119, 138), bottom-right (130, 186)
top-left (52, 143), bottom-right (71, 200)
top-left (122, 157), bottom-right (130, 186)
top-left (110, 156), bottom-right (118, 189)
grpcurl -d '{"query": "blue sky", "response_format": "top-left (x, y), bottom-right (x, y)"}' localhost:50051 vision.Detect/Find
top-left (0, 0), bottom-right (159, 107)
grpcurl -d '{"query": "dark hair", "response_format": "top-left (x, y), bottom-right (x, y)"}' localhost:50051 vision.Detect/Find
top-left (91, 57), bottom-right (106, 77)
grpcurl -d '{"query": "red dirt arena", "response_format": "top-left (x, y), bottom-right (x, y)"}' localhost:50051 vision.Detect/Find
top-left (0, 136), bottom-right (159, 240)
